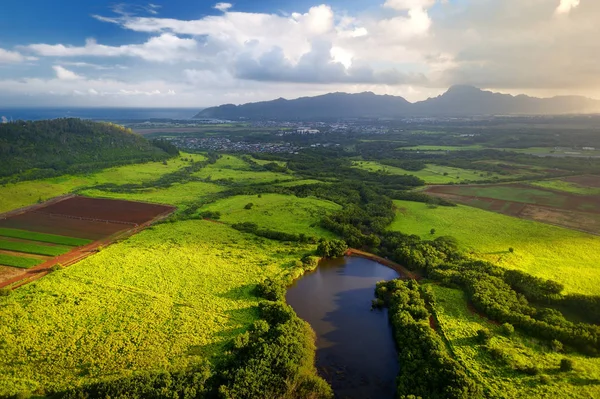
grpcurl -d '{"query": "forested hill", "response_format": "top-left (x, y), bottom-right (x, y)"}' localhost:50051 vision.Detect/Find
top-left (0, 118), bottom-right (177, 182)
top-left (195, 86), bottom-right (600, 120)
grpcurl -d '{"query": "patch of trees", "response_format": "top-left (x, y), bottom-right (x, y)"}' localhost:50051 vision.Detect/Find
top-left (316, 239), bottom-right (348, 258)
top-left (231, 222), bottom-right (317, 243)
top-left (150, 139), bottom-right (180, 156)
top-left (0, 119), bottom-right (173, 183)
top-left (375, 279), bottom-right (481, 399)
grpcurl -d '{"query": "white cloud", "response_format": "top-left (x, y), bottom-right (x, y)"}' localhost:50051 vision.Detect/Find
top-left (556, 0), bottom-right (581, 14)
top-left (384, 0), bottom-right (436, 11)
top-left (26, 34), bottom-right (198, 62)
top-left (0, 48), bottom-right (30, 63)
top-left (214, 3), bottom-right (233, 12)
top-left (53, 66), bottom-right (83, 80)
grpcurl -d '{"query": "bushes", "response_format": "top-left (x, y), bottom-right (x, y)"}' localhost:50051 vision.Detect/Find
top-left (316, 240), bottom-right (348, 258)
top-left (501, 323), bottom-right (515, 336)
top-left (476, 329), bottom-right (493, 344)
top-left (0, 288), bottom-right (11, 297)
top-left (560, 358), bottom-right (574, 372)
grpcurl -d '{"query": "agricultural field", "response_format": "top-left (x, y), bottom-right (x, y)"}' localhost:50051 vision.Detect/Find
top-left (250, 157), bottom-right (287, 167)
top-left (0, 196), bottom-right (175, 288)
top-left (531, 178), bottom-right (600, 195)
top-left (0, 153), bottom-right (205, 214)
top-left (391, 200), bottom-right (600, 295)
top-left (193, 155), bottom-right (295, 185)
top-left (353, 161), bottom-right (503, 184)
top-left (81, 181), bottom-right (224, 209)
top-left (429, 284), bottom-right (600, 398)
top-left (0, 220), bottom-right (312, 396)
top-left (198, 193), bottom-right (341, 238)
top-left (0, 254), bottom-right (43, 269)
top-left (424, 183), bottom-right (600, 234)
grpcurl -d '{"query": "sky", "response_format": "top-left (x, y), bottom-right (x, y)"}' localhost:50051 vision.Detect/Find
top-left (0, 0), bottom-right (597, 107)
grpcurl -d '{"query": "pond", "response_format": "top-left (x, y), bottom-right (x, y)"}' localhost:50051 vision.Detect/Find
top-left (286, 256), bottom-right (399, 399)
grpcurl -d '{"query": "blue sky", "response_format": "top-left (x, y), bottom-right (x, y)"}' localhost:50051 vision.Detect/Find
top-left (0, 0), bottom-right (596, 107)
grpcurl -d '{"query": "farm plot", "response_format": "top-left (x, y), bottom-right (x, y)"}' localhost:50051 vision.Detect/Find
top-left (0, 196), bottom-right (175, 287)
top-left (424, 183), bottom-right (600, 234)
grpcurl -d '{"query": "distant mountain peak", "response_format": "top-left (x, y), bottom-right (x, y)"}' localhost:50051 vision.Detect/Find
top-left (194, 87), bottom-right (600, 120)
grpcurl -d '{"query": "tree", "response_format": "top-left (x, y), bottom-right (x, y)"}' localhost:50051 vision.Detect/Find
top-left (244, 203), bottom-right (254, 210)
top-left (509, 247), bottom-right (515, 253)
top-left (560, 358), bottom-right (574, 372)
top-left (430, 228), bottom-right (436, 235)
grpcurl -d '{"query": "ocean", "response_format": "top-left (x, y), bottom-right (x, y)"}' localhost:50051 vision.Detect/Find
top-left (0, 108), bottom-right (201, 122)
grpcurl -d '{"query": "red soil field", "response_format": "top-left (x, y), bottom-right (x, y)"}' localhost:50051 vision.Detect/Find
top-left (564, 175), bottom-right (600, 188)
top-left (37, 196), bottom-right (174, 225)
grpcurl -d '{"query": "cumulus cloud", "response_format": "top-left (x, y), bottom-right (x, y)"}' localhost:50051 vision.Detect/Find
top-left (53, 66), bottom-right (83, 80)
top-left (556, 0), bottom-right (581, 14)
top-left (214, 3), bottom-right (233, 12)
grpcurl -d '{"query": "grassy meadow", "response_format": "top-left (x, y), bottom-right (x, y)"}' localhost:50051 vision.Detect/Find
top-left (198, 193), bottom-right (341, 238)
top-left (391, 200), bottom-right (600, 295)
top-left (0, 220), bottom-right (313, 396)
top-left (193, 155), bottom-right (294, 185)
top-left (353, 161), bottom-right (502, 184)
top-left (429, 284), bottom-right (600, 398)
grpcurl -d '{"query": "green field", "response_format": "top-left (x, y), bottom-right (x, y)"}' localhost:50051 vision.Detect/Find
top-left (391, 200), bottom-right (600, 295)
top-left (0, 239), bottom-right (71, 257)
top-left (430, 284), bottom-right (600, 398)
top-left (81, 181), bottom-right (224, 208)
top-left (0, 220), bottom-right (312, 395)
top-left (0, 153), bottom-right (205, 214)
top-left (353, 161), bottom-right (502, 184)
top-left (0, 253), bottom-right (43, 269)
top-left (275, 179), bottom-right (329, 187)
top-left (0, 228), bottom-right (92, 247)
top-left (194, 156), bottom-right (294, 185)
top-left (250, 157), bottom-right (287, 167)
top-left (398, 145), bottom-right (485, 151)
top-left (531, 179), bottom-right (600, 195)
top-left (198, 193), bottom-right (341, 238)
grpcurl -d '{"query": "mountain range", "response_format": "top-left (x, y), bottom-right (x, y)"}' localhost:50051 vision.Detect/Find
top-left (194, 85), bottom-right (600, 120)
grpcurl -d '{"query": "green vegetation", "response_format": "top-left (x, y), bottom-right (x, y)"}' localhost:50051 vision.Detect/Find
top-left (0, 119), bottom-right (174, 182)
top-left (0, 253), bottom-right (43, 268)
top-left (531, 179), bottom-right (600, 195)
top-left (193, 156), bottom-right (294, 185)
top-left (0, 239), bottom-right (71, 257)
top-left (0, 220), bottom-right (316, 396)
top-left (352, 160), bottom-right (502, 184)
top-left (82, 181), bottom-right (224, 208)
top-left (399, 145), bottom-right (485, 151)
top-left (390, 200), bottom-right (600, 295)
top-left (198, 193), bottom-right (340, 238)
top-left (275, 179), bottom-right (329, 187)
top-left (375, 280), bottom-right (480, 398)
top-left (0, 153), bottom-right (207, 213)
top-left (0, 228), bottom-right (92, 247)
top-left (430, 284), bottom-right (600, 398)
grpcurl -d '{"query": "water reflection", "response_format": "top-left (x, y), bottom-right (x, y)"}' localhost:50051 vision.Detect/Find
top-left (286, 256), bottom-right (399, 399)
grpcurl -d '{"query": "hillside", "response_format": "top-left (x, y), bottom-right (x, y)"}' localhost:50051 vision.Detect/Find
top-left (0, 118), bottom-right (175, 181)
top-left (195, 86), bottom-right (600, 120)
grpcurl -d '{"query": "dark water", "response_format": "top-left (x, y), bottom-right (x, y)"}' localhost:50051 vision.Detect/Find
top-left (0, 108), bottom-right (199, 122)
top-left (286, 256), bottom-right (399, 399)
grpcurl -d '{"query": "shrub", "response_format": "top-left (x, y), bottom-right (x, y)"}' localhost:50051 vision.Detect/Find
top-left (0, 288), bottom-right (11, 297)
top-left (244, 203), bottom-right (254, 210)
top-left (50, 264), bottom-right (64, 272)
top-left (515, 363), bottom-right (539, 376)
top-left (560, 358), bottom-right (574, 372)
top-left (476, 328), bottom-right (493, 344)
top-left (501, 323), bottom-right (515, 336)
top-left (551, 339), bottom-right (564, 353)
top-left (539, 374), bottom-right (551, 385)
